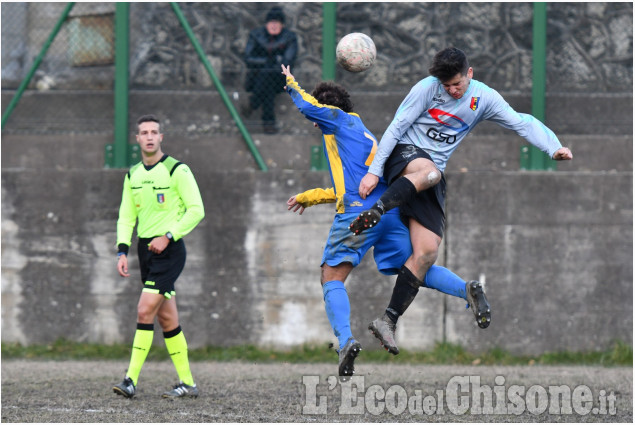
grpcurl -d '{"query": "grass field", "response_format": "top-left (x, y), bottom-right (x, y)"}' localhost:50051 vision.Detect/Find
top-left (2, 338), bottom-right (632, 366)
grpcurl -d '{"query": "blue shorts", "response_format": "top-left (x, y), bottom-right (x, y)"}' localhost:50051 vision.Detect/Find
top-left (321, 210), bottom-right (412, 275)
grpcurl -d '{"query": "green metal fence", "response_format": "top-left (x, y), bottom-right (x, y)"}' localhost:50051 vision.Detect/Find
top-left (2, 3), bottom-right (631, 171)
top-left (521, 2), bottom-right (554, 171)
top-left (1, 2), bottom-right (279, 170)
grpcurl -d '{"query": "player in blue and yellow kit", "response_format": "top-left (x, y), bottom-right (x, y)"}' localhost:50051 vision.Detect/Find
top-left (282, 64), bottom-right (404, 378)
top-left (113, 115), bottom-right (205, 399)
top-left (282, 65), bottom-right (478, 376)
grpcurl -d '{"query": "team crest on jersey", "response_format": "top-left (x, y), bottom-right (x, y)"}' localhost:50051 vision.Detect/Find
top-left (470, 97), bottom-right (480, 111)
top-left (157, 193), bottom-right (165, 204)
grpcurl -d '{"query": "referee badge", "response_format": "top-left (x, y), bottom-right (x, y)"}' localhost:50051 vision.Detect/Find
top-left (157, 193), bottom-right (165, 204)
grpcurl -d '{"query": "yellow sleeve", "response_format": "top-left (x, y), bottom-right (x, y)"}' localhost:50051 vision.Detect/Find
top-left (295, 187), bottom-right (336, 207)
top-left (116, 174), bottom-right (137, 247)
top-left (170, 164), bottom-right (205, 241)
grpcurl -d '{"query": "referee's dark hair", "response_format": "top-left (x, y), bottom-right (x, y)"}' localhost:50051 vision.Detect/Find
top-left (136, 114), bottom-right (161, 132)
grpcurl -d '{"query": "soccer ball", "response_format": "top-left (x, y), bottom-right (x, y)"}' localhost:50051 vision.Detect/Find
top-left (336, 33), bottom-right (376, 73)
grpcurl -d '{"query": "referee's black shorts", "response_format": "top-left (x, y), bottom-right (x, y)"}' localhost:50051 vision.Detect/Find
top-left (138, 238), bottom-right (186, 298)
top-left (384, 144), bottom-right (446, 239)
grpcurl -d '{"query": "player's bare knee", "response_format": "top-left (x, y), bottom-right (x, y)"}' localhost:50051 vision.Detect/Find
top-left (409, 168), bottom-right (441, 191)
top-left (426, 169), bottom-right (441, 186)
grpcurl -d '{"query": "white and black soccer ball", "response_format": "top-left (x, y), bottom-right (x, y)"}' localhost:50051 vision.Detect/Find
top-left (336, 33), bottom-right (376, 73)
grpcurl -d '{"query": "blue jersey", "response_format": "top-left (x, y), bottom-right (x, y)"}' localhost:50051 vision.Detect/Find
top-left (285, 77), bottom-right (389, 214)
top-left (285, 76), bottom-right (411, 274)
top-left (369, 77), bottom-right (563, 176)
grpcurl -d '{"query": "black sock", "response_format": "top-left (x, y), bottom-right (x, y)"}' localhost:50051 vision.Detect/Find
top-left (372, 177), bottom-right (417, 215)
top-left (385, 266), bottom-right (422, 323)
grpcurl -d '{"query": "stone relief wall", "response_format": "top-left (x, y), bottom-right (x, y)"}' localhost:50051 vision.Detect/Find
top-left (1, 2), bottom-right (632, 93)
top-left (127, 2), bottom-right (634, 93)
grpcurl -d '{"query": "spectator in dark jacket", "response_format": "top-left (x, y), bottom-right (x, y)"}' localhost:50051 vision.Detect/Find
top-left (242, 6), bottom-right (298, 134)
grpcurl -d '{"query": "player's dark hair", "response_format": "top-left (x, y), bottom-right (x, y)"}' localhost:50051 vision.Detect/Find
top-left (428, 47), bottom-right (470, 82)
top-left (136, 114), bottom-right (161, 132)
top-left (311, 82), bottom-right (354, 113)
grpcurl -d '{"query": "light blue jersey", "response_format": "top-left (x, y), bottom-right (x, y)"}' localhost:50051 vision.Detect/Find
top-left (369, 77), bottom-right (563, 176)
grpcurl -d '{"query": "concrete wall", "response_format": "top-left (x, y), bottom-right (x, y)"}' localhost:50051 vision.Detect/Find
top-left (1, 90), bottom-right (633, 357)
top-left (2, 165), bottom-right (631, 355)
top-left (1, 2), bottom-right (632, 355)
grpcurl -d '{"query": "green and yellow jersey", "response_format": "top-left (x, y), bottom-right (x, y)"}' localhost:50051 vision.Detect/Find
top-left (116, 155), bottom-right (204, 248)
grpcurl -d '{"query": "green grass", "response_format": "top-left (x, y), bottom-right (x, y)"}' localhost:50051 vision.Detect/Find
top-left (1, 339), bottom-right (631, 367)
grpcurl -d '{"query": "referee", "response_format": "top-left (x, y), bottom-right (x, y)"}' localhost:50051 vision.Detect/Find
top-left (112, 114), bottom-right (205, 399)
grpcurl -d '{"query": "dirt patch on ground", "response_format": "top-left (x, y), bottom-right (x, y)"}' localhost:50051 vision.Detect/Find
top-left (1, 360), bottom-right (632, 422)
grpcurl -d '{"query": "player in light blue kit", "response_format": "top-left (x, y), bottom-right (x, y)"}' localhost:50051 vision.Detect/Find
top-left (351, 47), bottom-right (573, 354)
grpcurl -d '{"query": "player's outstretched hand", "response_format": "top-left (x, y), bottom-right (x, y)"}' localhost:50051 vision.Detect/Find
top-left (359, 173), bottom-right (379, 199)
top-left (287, 195), bottom-right (305, 215)
top-left (552, 147), bottom-right (573, 161)
top-left (281, 64), bottom-right (294, 80)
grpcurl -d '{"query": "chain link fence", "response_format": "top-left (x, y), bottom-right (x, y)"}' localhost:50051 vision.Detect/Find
top-left (2, 3), bottom-right (117, 90)
top-left (1, 3), bottom-right (117, 133)
top-left (1, 2), bottom-right (632, 136)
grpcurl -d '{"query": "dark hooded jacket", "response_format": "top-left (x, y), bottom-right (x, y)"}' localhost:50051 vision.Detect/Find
top-left (243, 26), bottom-right (297, 92)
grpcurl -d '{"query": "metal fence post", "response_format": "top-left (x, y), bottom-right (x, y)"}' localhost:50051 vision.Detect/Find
top-left (311, 2), bottom-right (337, 171)
top-left (109, 2), bottom-right (130, 168)
top-left (521, 2), bottom-right (554, 171)
top-left (322, 3), bottom-right (336, 81)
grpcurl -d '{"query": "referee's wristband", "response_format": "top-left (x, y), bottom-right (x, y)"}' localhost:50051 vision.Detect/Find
top-left (117, 252), bottom-right (127, 258)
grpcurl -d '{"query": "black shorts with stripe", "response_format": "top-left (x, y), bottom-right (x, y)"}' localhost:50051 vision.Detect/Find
top-left (138, 238), bottom-right (186, 298)
top-left (384, 144), bottom-right (446, 238)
